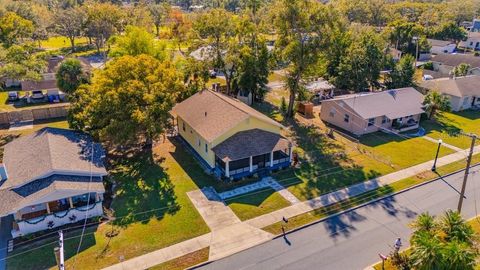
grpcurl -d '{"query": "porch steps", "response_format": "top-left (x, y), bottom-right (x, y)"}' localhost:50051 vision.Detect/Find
top-left (7, 240), bottom-right (13, 252)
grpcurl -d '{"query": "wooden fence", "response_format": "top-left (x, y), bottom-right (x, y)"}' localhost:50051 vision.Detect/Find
top-left (0, 103), bottom-right (69, 125)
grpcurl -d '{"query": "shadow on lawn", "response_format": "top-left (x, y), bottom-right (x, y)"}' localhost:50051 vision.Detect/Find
top-left (279, 120), bottom-right (382, 201)
top-left (455, 110), bottom-right (480, 120)
top-left (422, 116), bottom-right (462, 137)
top-left (108, 149), bottom-right (180, 227)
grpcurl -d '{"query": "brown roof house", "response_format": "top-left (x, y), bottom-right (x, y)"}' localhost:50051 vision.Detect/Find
top-left (320, 88), bottom-right (425, 136)
top-left (431, 54), bottom-right (480, 76)
top-left (0, 128), bottom-right (107, 238)
top-left (171, 90), bottom-right (292, 180)
top-left (420, 75), bottom-right (480, 111)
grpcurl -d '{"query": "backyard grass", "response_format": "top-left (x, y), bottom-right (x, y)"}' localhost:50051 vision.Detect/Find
top-left (226, 188), bottom-right (291, 221)
top-left (7, 139), bottom-right (211, 269)
top-left (423, 110), bottom-right (480, 149)
top-left (264, 154), bottom-right (480, 236)
top-left (268, 71), bottom-right (286, 83)
top-left (40, 36), bottom-right (89, 50)
top-left (207, 76), bottom-right (226, 86)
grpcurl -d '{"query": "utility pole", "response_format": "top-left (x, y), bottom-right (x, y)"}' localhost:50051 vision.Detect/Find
top-left (458, 134), bottom-right (477, 213)
top-left (54, 231), bottom-right (65, 270)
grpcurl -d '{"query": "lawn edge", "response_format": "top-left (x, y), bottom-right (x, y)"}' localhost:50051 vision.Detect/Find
top-left (189, 163), bottom-right (480, 270)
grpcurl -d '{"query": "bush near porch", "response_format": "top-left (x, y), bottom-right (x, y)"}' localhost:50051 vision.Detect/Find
top-left (423, 110), bottom-right (480, 149)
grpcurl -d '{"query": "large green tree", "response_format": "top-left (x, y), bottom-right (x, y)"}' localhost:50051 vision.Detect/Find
top-left (54, 7), bottom-right (85, 52)
top-left (0, 45), bottom-right (46, 82)
top-left (0, 12), bottom-right (34, 47)
top-left (109, 26), bottom-right (167, 60)
top-left (333, 27), bottom-right (384, 92)
top-left (385, 54), bottom-right (416, 89)
top-left (270, 0), bottom-right (335, 117)
top-left (68, 55), bottom-right (183, 148)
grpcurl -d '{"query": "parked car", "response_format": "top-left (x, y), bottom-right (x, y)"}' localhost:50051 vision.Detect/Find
top-left (7, 91), bottom-right (19, 101)
top-left (31, 90), bottom-right (44, 99)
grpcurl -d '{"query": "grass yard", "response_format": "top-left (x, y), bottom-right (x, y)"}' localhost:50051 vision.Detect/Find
top-left (226, 188), bottom-right (291, 221)
top-left (265, 153), bottom-right (480, 236)
top-left (40, 36), bottom-right (89, 50)
top-left (268, 71), bottom-right (286, 83)
top-left (423, 110), bottom-right (480, 149)
top-left (149, 247), bottom-right (209, 270)
top-left (7, 139), bottom-right (211, 270)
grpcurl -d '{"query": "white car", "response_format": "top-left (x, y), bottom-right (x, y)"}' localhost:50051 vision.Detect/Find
top-left (7, 91), bottom-right (18, 101)
top-left (31, 90), bottom-right (45, 99)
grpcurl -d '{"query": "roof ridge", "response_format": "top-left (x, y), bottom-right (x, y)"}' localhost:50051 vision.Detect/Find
top-left (44, 128), bottom-right (55, 174)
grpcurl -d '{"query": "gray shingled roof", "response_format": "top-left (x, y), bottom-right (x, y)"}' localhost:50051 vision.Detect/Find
top-left (428, 39), bottom-right (455, 47)
top-left (212, 129), bottom-right (291, 162)
top-left (420, 75), bottom-right (480, 97)
top-left (0, 175), bottom-right (104, 216)
top-left (171, 90), bottom-right (284, 142)
top-left (2, 128), bottom-right (107, 189)
top-left (327, 87), bottom-right (425, 119)
top-left (432, 54), bottom-right (480, 68)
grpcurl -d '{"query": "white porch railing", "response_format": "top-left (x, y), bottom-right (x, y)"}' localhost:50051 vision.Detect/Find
top-left (12, 201), bottom-right (103, 238)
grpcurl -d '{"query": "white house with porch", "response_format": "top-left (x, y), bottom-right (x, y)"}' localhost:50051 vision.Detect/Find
top-left (0, 128), bottom-right (107, 238)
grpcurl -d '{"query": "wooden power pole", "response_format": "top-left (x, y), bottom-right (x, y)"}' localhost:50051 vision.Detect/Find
top-left (458, 134), bottom-right (477, 213)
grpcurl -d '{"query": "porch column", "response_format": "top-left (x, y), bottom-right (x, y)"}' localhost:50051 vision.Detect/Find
top-left (95, 193), bottom-right (100, 202)
top-left (270, 151), bottom-right (274, 167)
top-left (249, 156), bottom-right (253, 172)
top-left (45, 202), bottom-right (51, 214)
top-left (225, 160), bottom-right (230, 178)
top-left (289, 147), bottom-right (293, 162)
top-left (68, 197), bottom-right (74, 208)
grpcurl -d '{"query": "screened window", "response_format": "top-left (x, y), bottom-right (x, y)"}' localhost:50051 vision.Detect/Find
top-left (368, 118), bottom-right (375, 127)
top-left (344, 114), bottom-right (350, 123)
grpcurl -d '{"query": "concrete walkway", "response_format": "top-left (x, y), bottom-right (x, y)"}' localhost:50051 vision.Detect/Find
top-left (103, 145), bottom-right (480, 270)
top-left (218, 177), bottom-right (300, 204)
top-left (187, 189), bottom-right (273, 261)
top-left (422, 135), bottom-right (463, 152)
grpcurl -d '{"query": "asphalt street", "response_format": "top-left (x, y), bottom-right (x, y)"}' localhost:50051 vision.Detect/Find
top-left (195, 166), bottom-right (480, 270)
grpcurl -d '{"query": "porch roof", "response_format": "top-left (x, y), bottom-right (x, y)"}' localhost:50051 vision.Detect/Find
top-left (212, 129), bottom-right (291, 162)
top-left (0, 175), bottom-right (104, 217)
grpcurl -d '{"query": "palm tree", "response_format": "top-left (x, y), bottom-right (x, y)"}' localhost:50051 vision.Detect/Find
top-left (410, 212), bottom-right (437, 233)
top-left (409, 231), bottom-right (444, 270)
top-left (440, 209), bottom-right (475, 244)
top-left (442, 240), bottom-right (477, 270)
top-left (451, 63), bottom-right (471, 77)
top-left (423, 91), bottom-right (451, 119)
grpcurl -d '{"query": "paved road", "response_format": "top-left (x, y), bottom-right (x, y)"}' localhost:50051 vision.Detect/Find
top-left (195, 167), bottom-right (480, 270)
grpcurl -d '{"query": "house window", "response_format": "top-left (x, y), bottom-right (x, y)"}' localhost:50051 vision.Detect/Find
top-left (329, 108), bottom-right (336, 117)
top-left (344, 114), bottom-right (350, 123)
top-left (198, 138), bottom-right (201, 147)
top-left (182, 122), bottom-right (185, 132)
top-left (368, 118), bottom-right (375, 127)
top-left (205, 143), bottom-right (208, 153)
top-left (382, 116), bottom-right (389, 124)
top-left (463, 97), bottom-right (470, 106)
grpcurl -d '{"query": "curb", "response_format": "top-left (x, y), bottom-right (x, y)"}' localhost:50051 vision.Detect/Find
top-left (188, 163), bottom-right (479, 269)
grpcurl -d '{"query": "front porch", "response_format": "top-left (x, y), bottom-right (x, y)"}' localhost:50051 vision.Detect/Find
top-left (11, 192), bottom-right (104, 238)
top-left (391, 116), bottom-right (420, 133)
top-left (212, 129), bottom-right (292, 181)
top-left (215, 150), bottom-right (291, 180)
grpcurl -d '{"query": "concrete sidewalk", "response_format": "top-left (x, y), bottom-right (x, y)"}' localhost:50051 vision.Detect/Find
top-left (103, 145), bottom-right (480, 270)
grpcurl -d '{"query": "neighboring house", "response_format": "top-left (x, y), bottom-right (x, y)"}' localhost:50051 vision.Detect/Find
top-left (0, 128), bottom-right (107, 238)
top-left (460, 32), bottom-right (480, 51)
top-left (420, 75), bottom-right (480, 111)
top-left (171, 90), bottom-right (292, 180)
top-left (21, 56), bottom-right (92, 94)
top-left (471, 19), bottom-right (480, 32)
top-left (320, 88), bottom-right (425, 136)
top-left (431, 54), bottom-right (480, 76)
top-left (428, 39), bottom-right (457, 55)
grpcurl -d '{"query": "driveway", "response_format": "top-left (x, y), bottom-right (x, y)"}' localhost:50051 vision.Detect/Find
top-left (0, 215), bottom-right (13, 270)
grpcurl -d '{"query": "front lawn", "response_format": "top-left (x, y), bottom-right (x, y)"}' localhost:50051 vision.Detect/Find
top-left (7, 139), bottom-right (210, 269)
top-left (423, 110), bottom-right (480, 149)
top-left (40, 36), bottom-right (89, 50)
top-left (226, 188), bottom-right (291, 221)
